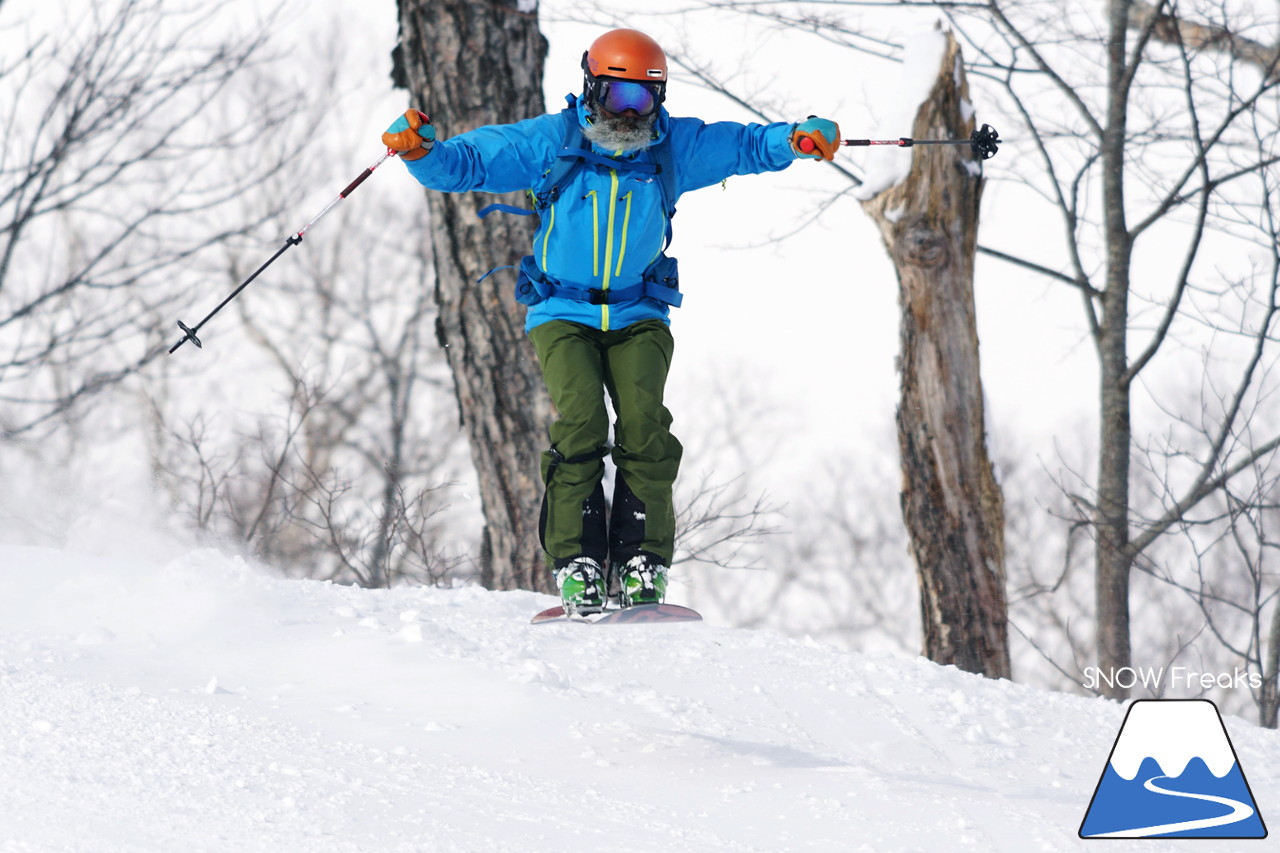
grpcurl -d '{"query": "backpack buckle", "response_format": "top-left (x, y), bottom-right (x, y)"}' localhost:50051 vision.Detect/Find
top-left (587, 288), bottom-right (609, 305)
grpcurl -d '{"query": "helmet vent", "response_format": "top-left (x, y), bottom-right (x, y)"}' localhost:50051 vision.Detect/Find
top-left (607, 66), bottom-right (627, 72)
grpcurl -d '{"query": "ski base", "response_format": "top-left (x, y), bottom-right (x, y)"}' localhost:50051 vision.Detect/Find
top-left (531, 602), bottom-right (702, 625)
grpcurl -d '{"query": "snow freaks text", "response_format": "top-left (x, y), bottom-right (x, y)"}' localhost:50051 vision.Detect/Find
top-left (1082, 667), bottom-right (1263, 693)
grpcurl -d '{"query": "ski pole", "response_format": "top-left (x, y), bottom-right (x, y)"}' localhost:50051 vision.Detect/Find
top-left (798, 123), bottom-right (1001, 160)
top-left (169, 146), bottom-right (400, 355)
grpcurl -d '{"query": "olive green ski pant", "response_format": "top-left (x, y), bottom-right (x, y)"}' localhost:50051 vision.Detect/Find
top-left (528, 318), bottom-right (682, 571)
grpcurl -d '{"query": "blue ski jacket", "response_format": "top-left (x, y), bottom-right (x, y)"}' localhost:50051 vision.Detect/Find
top-left (401, 95), bottom-right (797, 333)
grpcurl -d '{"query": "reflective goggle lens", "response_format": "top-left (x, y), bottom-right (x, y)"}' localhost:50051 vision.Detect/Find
top-left (600, 80), bottom-right (660, 116)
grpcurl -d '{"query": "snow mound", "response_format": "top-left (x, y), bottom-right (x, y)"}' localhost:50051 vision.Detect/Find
top-left (1, 544), bottom-right (1276, 851)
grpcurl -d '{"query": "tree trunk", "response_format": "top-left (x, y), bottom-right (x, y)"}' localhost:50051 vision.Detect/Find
top-left (859, 32), bottom-right (1010, 678)
top-left (1094, 0), bottom-right (1136, 699)
top-left (1263, 599), bottom-right (1280, 729)
top-left (392, 0), bottom-right (555, 592)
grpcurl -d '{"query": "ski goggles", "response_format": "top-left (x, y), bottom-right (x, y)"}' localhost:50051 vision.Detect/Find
top-left (592, 78), bottom-right (665, 116)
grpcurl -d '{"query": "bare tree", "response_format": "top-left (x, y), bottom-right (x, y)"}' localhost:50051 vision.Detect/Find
top-left (1119, 361), bottom-right (1280, 726)
top-left (150, 186), bottom-right (470, 588)
top-left (726, 451), bottom-right (919, 652)
top-left (1129, 0), bottom-right (1280, 82)
top-left (668, 0), bottom-right (1280, 698)
top-left (959, 0), bottom-right (1280, 697)
top-left (661, 365), bottom-right (917, 649)
top-left (1001, 431), bottom-right (1100, 690)
top-left (1171, 485), bottom-right (1280, 728)
top-left (391, 0), bottom-right (556, 593)
top-left (0, 0), bottom-right (295, 440)
top-left (859, 29), bottom-right (1009, 678)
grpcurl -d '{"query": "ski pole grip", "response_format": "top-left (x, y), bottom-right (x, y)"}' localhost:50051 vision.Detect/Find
top-left (340, 168), bottom-right (374, 198)
top-left (797, 136), bottom-right (816, 154)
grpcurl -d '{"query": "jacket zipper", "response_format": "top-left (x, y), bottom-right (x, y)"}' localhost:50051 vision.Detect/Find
top-left (615, 191), bottom-right (633, 278)
top-left (541, 202), bottom-right (556, 272)
top-left (600, 169), bottom-right (620, 330)
top-left (586, 190), bottom-right (599, 277)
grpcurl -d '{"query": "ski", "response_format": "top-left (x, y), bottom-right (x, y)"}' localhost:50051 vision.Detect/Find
top-left (530, 602), bottom-right (702, 625)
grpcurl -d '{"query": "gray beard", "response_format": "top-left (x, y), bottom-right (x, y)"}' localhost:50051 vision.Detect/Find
top-left (583, 111), bottom-right (656, 153)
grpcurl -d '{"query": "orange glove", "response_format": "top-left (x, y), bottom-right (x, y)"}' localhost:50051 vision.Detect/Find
top-left (790, 117), bottom-right (841, 162)
top-left (382, 110), bottom-right (435, 161)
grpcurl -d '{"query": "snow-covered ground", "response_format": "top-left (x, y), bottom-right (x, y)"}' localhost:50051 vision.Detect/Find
top-left (2, 532), bottom-right (1276, 852)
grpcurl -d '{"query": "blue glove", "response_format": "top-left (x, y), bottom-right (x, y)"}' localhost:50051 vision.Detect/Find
top-left (791, 117), bottom-right (840, 161)
top-left (382, 110), bottom-right (435, 161)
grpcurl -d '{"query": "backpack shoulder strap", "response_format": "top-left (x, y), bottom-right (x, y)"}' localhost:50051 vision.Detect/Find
top-left (478, 98), bottom-right (583, 219)
top-left (651, 130), bottom-right (677, 249)
top-left (531, 102), bottom-right (590, 210)
top-left (653, 133), bottom-right (677, 218)
top-left (540, 98), bottom-right (676, 210)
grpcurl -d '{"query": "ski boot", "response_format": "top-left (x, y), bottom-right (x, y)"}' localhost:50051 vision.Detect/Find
top-left (619, 554), bottom-right (667, 607)
top-left (554, 557), bottom-right (606, 616)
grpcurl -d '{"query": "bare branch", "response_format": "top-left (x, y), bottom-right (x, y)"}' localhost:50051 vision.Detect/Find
top-left (1129, 0), bottom-right (1280, 83)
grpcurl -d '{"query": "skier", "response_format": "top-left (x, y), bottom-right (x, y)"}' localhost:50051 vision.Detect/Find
top-left (382, 28), bottom-right (839, 615)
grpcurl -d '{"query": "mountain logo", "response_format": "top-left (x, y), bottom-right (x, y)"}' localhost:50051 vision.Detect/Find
top-left (1080, 699), bottom-right (1267, 839)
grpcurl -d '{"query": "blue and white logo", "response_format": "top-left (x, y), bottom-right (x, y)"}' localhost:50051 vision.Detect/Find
top-left (1080, 699), bottom-right (1267, 839)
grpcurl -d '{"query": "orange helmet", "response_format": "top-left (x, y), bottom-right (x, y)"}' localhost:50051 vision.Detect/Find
top-left (582, 29), bottom-right (667, 82)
